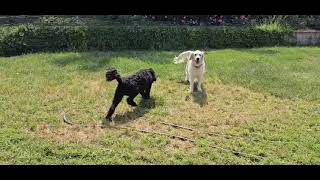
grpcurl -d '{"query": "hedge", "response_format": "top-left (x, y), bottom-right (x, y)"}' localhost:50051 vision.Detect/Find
top-left (0, 24), bottom-right (293, 56)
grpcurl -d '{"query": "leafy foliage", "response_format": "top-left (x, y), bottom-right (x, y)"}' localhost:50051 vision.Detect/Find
top-left (0, 23), bottom-right (293, 56)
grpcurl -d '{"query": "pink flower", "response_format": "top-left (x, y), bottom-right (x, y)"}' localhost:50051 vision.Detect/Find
top-left (218, 19), bottom-right (223, 23)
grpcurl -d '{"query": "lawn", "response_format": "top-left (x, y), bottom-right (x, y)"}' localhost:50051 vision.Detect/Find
top-left (0, 47), bottom-right (319, 164)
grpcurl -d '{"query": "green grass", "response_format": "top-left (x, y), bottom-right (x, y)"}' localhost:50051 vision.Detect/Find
top-left (0, 47), bottom-right (320, 164)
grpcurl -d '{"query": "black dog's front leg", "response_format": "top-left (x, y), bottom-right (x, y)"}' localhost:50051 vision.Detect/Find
top-left (141, 84), bottom-right (152, 99)
top-left (106, 91), bottom-right (123, 124)
top-left (127, 93), bottom-right (138, 106)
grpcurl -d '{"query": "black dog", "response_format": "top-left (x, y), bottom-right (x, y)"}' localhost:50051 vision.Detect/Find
top-left (105, 67), bottom-right (157, 125)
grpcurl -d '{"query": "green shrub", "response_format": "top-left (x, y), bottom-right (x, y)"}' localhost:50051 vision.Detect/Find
top-left (36, 16), bottom-right (86, 26)
top-left (0, 23), bottom-right (293, 56)
top-left (0, 24), bottom-right (88, 56)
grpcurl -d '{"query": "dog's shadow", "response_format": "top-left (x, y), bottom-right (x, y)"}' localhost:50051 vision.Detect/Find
top-left (191, 84), bottom-right (208, 107)
top-left (180, 81), bottom-right (208, 107)
top-left (112, 97), bottom-right (156, 125)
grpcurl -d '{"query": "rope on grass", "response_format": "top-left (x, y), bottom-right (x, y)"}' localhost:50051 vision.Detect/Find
top-left (162, 122), bottom-right (267, 142)
top-left (113, 126), bottom-right (194, 142)
top-left (61, 112), bottom-right (264, 160)
top-left (112, 125), bottom-right (265, 161)
top-left (62, 112), bottom-right (92, 128)
top-left (161, 121), bottom-right (293, 143)
top-left (62, 112), bottom-right (74, 125)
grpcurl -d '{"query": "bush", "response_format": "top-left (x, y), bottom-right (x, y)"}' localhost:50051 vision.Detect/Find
top-left (0, 23), bottom-right (293, 56)
top-left (36, 16), bottom-right (86, 26)
top-left (88, 24), bottom-right (293, 51)
top-left (0, 24), bottom-right (88, 56)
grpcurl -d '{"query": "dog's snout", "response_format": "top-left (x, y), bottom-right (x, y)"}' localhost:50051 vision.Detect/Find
top-left (196, 58), bottom-right (200, 63)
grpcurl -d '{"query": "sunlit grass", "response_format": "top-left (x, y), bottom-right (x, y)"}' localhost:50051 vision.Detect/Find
top-left (0, 47), bottom-right (319, 164)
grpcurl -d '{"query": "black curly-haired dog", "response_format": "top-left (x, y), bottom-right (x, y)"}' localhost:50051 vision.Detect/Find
top-left (105, 67), bottom-right (157, 125)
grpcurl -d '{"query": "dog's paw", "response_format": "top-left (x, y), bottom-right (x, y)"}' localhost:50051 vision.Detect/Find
top-left (142, 95), bottom-right (150, 100)
top-left (130, 103), bottom-right (138, 107)
top-left (127, 100), bottom-right (138, 106)
top-left (100, 121), bottom-right (109, 128)
top-left (109, 121), bottom-right (115, 126)
top-left (101, 120), bottom-right (109, 128)
top-left (105, 116), bottom-right (113, 124)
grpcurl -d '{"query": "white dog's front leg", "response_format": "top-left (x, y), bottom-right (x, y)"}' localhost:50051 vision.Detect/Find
top-left (197, 76), bottom-right (203, 92)
top-left (189, 77), bottom-right (194, 93)
top-left (197, 81), bottom-right (202, 92)
top-left (185, 66), bottom-right (189, 82)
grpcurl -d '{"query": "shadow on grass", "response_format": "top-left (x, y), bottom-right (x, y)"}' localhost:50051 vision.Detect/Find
top-left (51, 51), bottom-right (177, 72)
top-left (235, 48), bottom-right (280, 55)
top-left (179, 80), bottom-right (208, 107)
top-left (177, 79), bottom-right (189, 85)
top-left (111, 97), bottom-right (156, 125)
top-left (191, 83), bottom-right (208, 107)
top-left (51, 48), bottom-right (279, 72)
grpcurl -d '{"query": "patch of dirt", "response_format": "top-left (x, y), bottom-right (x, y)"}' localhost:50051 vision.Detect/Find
top-left (82, 80), bottom-right (106, 95)
top-left (35, 123), bottom-right (108, 144)
top-left (165, 138), bottom-right (195, 153)
top-left (34, 83), bottom-right (307, 148)
top-left (45, 88), bottom-right (69, 102)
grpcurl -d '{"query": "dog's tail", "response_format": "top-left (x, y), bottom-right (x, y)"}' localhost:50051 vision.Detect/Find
top-left (106, 67), bottom-right (122, 83)
top-left (174, 56), bottom-right (186, 64)
top-left (174, 51), bottom-right (192, 64)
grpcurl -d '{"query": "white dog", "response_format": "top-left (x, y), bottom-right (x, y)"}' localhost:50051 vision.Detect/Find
top-left (174, 50), bottom-right (205, 93)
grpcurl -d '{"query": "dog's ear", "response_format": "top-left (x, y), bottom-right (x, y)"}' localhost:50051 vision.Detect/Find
top-left (149, 68), bottom-right (157, 81)
top-left (106, 67), bottom-right (117, 73)
top-left (188, 52), bottom-right (195, 60)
